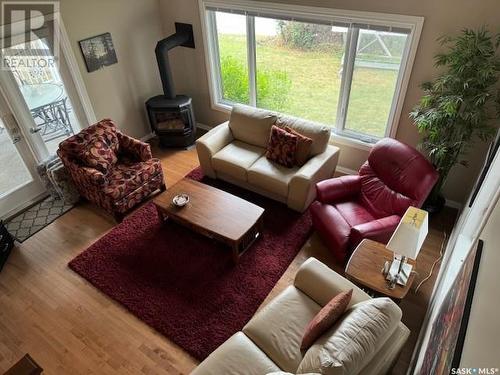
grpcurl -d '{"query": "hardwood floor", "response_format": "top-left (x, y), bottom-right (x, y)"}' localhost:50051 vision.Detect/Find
top-left (0, 142), bottom-right (456, 374)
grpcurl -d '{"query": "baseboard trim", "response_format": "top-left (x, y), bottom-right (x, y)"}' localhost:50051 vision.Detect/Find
top-left (445, 199), bottom-right (463, 210)
top-left (335, 166), bottom-right (358, 176)
top-left (196, 122), bottom-right (212, 131)
top-left (140, 133), bottom-right (155, 142)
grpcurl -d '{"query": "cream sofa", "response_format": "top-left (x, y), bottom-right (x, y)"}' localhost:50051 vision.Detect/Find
top-left (196, 105), bottom-right (340, 212)
top-left (191, 258), bottom-right (410, 375)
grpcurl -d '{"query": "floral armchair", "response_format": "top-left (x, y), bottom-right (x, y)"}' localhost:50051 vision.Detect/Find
top-left (57, 119), bottom-right (166, 221)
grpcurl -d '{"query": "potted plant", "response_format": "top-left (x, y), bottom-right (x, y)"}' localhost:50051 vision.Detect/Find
top-left (410, 27), bottom-right (500, 213)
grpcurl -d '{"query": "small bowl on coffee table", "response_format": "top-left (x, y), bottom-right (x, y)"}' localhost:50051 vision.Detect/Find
top-left (172, 193), bottom-right (190, 208)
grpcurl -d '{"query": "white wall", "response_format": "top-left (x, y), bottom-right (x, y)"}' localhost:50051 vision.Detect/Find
top-left (459, 198), bottom-right (500, 368)
top-left (59, 0), bottom-right (163, 139)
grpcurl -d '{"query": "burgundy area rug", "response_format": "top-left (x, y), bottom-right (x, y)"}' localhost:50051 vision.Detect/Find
top-left (69, 167), bottom-right (312, 360)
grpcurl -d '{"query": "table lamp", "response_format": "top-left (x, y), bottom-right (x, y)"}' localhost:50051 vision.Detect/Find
top-left (385, 206), bottom-right (428, 287)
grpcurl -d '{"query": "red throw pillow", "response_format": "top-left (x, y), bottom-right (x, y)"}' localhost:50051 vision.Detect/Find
top-left (284, 126), bottom-right (313, 166)
top-left (266, 125), bottom-right (298, 168)
top-left (79, 136), bottom-right (117, 174)
top-left (301, 289), bottom-right (353, 351)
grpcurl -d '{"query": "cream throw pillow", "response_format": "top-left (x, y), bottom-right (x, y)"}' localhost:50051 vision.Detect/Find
top-left (297, 297), bottom-right (402, 375)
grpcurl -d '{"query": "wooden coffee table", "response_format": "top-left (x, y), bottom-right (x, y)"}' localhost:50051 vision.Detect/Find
top-left (153, 178), bottom-right (265, 262)
top-left (345, 239), bottom-right (416, 300)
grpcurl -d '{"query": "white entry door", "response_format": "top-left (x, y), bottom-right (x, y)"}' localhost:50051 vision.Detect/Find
top-left (0, 105), bottom-right (45, 218)
top-left (0, 12), bottom-right (95, 218)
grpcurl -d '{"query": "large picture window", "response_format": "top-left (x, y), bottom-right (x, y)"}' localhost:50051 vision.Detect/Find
top-left (201, 1), bottom-right (423, 143)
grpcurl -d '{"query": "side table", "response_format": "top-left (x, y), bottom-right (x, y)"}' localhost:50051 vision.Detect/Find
top-left (345, 239), bottom-right (416, 301)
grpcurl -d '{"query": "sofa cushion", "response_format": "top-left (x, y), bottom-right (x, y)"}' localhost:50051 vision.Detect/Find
top-left (334, 200), bottom-right (375, 228)
top-left (297, 298), bottom-right (402, 375)
top-left (103, 159), bottom-right (162, 200)
top-left (79, 136), bottom-right (118, 174)
top-left (243, 286), bottom-right (321, 373)
top-left (60, 119), bottom-right (120, 158)
top-left (213, 141), bottom-right (265, 181)
top-left (229, 104), bottom-right (277, 148)
top-left (266, 125), bottom-right (298, 168)
top-left (301, 289), bottom-right (353, 351)
top-left (248, 156), bottom-right (299, 198)
top-left (357, 323), bottom-right (410, 375)
top-left (191, 332), bottom-right (281, 375)
top-left (276, 115), bottom-right (330, 156)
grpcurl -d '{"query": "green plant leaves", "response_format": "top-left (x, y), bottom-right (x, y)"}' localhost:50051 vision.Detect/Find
top-left (411, 27), bottom-right (500, 194)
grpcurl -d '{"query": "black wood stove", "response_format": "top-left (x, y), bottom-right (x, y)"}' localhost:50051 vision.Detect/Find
top-left (146, 23), bottom-right (196, 148)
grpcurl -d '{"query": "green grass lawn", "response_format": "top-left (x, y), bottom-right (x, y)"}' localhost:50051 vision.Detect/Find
top-left (218, 35), bottom-right (400, 137)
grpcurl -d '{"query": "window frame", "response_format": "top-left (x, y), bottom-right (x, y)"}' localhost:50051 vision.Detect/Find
top-left (199, 0), bottom-right (424, 145)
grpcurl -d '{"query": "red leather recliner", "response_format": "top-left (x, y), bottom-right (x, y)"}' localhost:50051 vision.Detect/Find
top-left (310, 138), bottom-right (438, 263)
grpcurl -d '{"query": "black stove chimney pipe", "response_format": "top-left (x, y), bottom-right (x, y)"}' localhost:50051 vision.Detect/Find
top-left (155, 23), bottom-right (195, 100)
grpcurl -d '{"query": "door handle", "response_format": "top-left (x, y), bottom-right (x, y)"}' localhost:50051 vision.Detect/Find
top-left (1, 113), bottom-right (23, 143)
top-left (30, 127), bottom-right (41, 134)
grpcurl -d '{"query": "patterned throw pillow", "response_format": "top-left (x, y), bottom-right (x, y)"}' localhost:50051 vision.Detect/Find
top-left (79, 136), bottom-right (117, 174)
top-left (300, 289), bottom-right (353, 350)
top-left (265, 125), bottom-right (298, 168)
top-left (284, 126), bottom-right (313, 166)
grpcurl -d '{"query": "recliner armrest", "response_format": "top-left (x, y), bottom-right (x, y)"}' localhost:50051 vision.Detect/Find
top-left (350, 214), bottom-right (401, 248)
top-left (196, 122), bottom-right (234, 178)
top-left (287, 145), bottom-right (340, 212)
top-left (316, 175), bottom-right (362, 204)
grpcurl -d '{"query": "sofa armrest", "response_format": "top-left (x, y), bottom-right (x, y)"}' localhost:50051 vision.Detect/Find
top-left (287, 145), bottom-right (339, 212)
top-left (118, 132), bottom-right (152, 162)
top-left (316, 175), bottom-right (362, 204)
top-left (196, 122), bottom-right (233, 178)
top-left (294, 257), bottom-right (370, 307)
top-left (78, 166), bottom-right (106, 186)
top-left (350, 214), bottom-right (401, 248)
top-left (63, 163), bottom-right (105, 188)
top-left (57, 148), bottom-right (105, 189)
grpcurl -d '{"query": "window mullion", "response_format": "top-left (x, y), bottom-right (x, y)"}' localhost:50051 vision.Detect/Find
top-left (208, 11), bottom-right (224, 103)
top-left (246, 15), bottom-right (257, 107)
top-left (336, 26), bottom-right (359, 134)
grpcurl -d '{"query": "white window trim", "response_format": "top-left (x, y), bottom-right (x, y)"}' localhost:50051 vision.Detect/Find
top-left (57, 13), bottom-right (97, 126)
top-left (198, 0), bottom-right (424, 149)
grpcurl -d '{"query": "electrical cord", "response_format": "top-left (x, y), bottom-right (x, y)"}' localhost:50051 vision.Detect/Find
top-left (413, 230), bottom-right (447, 293)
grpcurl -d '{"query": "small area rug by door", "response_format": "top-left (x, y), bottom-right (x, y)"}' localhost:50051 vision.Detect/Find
top-left (69, 167), bottom-right (312, 360)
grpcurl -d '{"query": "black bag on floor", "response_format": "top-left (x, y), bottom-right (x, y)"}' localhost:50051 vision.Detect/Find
top-left (0, 221), bottom-right (14, 272)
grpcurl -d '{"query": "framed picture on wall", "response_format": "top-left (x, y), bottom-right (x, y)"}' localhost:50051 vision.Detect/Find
top-left (413, 236), bottom-right (483, 374)
top-left (79, 32), bottom-right (118, 73)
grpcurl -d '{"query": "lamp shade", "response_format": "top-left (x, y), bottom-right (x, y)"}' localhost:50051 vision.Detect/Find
top-left (386, 206), bottom-right (428, 259)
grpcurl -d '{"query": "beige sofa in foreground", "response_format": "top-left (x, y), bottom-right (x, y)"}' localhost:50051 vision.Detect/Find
top-left (191, 258), bottom-right (410, 375)
top-left (196, 105), bottom-right (340, 212)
